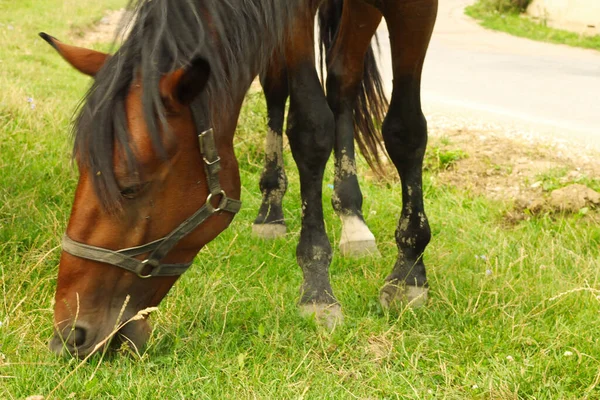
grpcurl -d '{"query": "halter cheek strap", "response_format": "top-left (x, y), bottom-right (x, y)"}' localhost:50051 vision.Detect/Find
top-left (61, 128), bottom-right (241, 278)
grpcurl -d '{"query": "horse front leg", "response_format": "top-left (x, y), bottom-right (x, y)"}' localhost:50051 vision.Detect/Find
top-left (379, 0), bottom-right (438, 309)
top-left (285, 5), bottom-right (341, 328)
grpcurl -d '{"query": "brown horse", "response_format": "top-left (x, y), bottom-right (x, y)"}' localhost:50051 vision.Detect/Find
top-left (42, 0), bottom-right (437, 358)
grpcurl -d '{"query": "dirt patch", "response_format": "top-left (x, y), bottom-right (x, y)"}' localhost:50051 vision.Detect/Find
top-left (426, 120), bottom-right (599, 220)
top-left (73, 9), bottom-right (129, 46)
top-left (547, 184), bottom-right (600, 212)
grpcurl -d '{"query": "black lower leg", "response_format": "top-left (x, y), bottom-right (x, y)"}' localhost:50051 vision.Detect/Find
top-left (379, 0), bottom-right (437, 307)
top-left (286, 64), bottom-right (336, 306)
top-left (328, 93), bottom-right (364, 221)
top-left (327, 77), bottom-right (379, 256)
top-left (380, 78), bottom-right (431, 306)
top-left (253, 58), bottom-right (289, 235)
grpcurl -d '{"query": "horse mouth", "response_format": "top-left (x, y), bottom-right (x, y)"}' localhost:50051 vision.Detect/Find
top-left (49, 318), bottom-right (151, 359)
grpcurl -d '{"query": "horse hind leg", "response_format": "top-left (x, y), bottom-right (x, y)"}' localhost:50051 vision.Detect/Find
top-left (378, 0), bottom-right (438, 309)
top-left (321, 0), bottom-right (384, 258)
top-left (253, 53), bottom-right (288, 239)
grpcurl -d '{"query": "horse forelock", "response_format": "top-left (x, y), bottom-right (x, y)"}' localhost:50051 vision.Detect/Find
top-left (73, 0), bottom-right (300, 212)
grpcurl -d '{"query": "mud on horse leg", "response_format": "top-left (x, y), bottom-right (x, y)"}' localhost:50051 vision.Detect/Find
top-left (321, 0), bottom-right (385, 258)
top-left (378, 0), bottom-right (438, 309)
top-left (253, 52), bottom-right (289, 239)
top-left (285, 4), bottom-right (341, 327)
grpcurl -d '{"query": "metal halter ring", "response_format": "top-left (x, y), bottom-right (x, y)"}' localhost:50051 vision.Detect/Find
top-left (137, 259), bottom-right (158, 279)
top-left (206, 190), bottom-right (227, 212)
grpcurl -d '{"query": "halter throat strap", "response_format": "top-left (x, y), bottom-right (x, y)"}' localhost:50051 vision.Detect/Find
top-left (61, 128), bottom-right (241, 278)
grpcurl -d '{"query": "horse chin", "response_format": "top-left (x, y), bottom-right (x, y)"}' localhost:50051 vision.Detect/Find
top-left (114, 318), bottom-right (152, 355)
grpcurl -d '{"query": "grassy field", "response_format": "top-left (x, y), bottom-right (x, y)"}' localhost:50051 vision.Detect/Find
top-left (466, 0), bottom-right (600, 51)
top-left (2, 1), bottom-right (600, 399)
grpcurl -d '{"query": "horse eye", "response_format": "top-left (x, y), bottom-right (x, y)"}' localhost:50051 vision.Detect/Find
top-left (120, 183), bottom-right (146, 199)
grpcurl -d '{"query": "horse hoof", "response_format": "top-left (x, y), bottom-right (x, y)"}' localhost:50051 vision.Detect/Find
top-left (339, 239), bottom-right (380, 258)
top-left (252, 223), bottom-right (286, 239)
top-left (298, 303), bottom-right (343, 329)
top-left (338, 215), bottom-right (379, 258)
top-left (379, 284), bottom-right (428, 310)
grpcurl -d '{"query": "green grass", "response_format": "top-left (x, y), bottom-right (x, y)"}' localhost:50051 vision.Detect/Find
top-left (2, 1), bottom-right (600, 398)
top-left (466, 1), bottom-right (600, 51)
top-left (424, 147), bottom-right (468, 172)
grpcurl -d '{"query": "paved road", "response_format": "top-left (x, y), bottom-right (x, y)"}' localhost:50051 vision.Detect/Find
top-left (375, 0), bottom-right (600, 151)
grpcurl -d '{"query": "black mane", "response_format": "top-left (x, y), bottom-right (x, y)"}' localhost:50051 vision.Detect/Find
top-left (74, 0), bottom-right (298, 210)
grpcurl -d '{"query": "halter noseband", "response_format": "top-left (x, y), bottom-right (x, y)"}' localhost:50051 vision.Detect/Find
top-left (61, 127), bottom-right (241, 278)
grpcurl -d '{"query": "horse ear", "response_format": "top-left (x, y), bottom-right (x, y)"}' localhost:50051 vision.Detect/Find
top-left (159, 57), bottom-right (211, 108)
top-left (39, 32), bottom-right (109, 77)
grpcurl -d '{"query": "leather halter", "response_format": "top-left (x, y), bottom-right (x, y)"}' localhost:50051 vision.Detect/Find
top-left (61, 111), bottom-right (241, 278)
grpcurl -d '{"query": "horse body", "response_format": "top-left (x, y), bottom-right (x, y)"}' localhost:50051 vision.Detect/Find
top-left (42, 0), bottom-right (437, 358)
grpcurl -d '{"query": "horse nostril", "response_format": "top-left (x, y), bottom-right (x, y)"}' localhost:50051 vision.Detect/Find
top-left (65, 327), bottom-right (87, 347)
